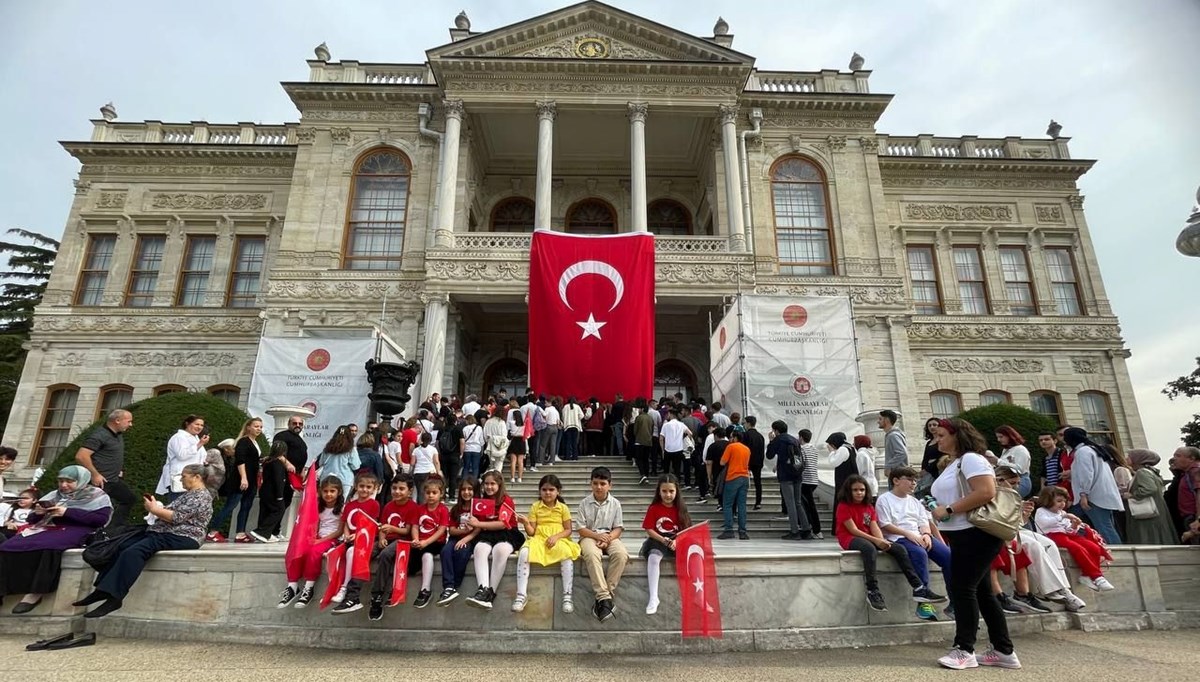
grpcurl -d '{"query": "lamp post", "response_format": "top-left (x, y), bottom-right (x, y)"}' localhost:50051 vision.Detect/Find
top-left (1177, 184), bottom-right (1200, 257)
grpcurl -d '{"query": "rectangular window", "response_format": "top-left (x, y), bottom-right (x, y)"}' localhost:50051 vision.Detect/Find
top-left (1046, 248), bottom-right (1083, 315)
top-left (931, 392), bottom-right (962, 419)
top-left (35, 387), bottom-right (79, 465)
top-left (952, 246), bottom-right (989, 315)
top-left (75, 234), bottom-right (117, 306)
top-left (227, 237), bottom-right (265, 308)
top-left (177, 236), bottom-right (216, 306)
top-left (774, 182), bottom-right (833, 276)
top-left (1030, 392), bottom-right (1062, 426)
top-left (125, 235), bottom-right (167, 307)
top-left (999, 247), bottom-right (1036, 316)
top-left (906, 246), bottom-right (942, 314)
top-left (1079, 393), bottom-right (1117, 447)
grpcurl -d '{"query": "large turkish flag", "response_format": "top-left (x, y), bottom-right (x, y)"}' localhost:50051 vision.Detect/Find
top-left (675, 522), bottom-right (722, 638)
top-left (529, 232), bottom-right (655, 402)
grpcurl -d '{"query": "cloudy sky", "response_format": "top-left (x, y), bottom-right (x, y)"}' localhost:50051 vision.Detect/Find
top-left (1, 0), bottom-right (1198, 455)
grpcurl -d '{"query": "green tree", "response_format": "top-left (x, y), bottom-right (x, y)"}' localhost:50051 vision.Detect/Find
top-left (1163, 357), bottom-right (1200, 447)
top-left (0, 228), bottom-right (59, 438)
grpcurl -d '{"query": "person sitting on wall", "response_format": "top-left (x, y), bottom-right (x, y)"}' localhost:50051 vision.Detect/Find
top-left (874, 466), bottom-right (951, 621)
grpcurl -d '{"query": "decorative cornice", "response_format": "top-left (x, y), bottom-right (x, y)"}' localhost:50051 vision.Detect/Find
top-left (264, 279), bottom-right (421, 302)
top-left (62, 142), bottom-right (297, 163)
top-left (879, 155), bottom-right (1094, 180)
top-left (33, 312), bottom-right (263, 336)
top-left (929, 357), bottom-right (1045, 374)
top-left (902, 203), bottom-right (1015, 223)
top-left (1071, 357), bottom-right (1101, 374)
top-left (881, 173), bottom-right (1079, 190)
top-left (907, 321), bottom-right (1122, 342)
top-left (116, 351), bottom-right (239, 367)
top-left (78, 163), bottom-right (294, 178)
top-left (148, 193), bottom-right (269, 211)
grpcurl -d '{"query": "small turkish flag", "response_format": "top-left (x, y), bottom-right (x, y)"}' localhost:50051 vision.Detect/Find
top-left (350, 512), bottom-right (378, 582)
top-left (471, 498), bottom-right (495, 519)
top-left (675, 522), bottom-right (722, 638)
top-left (318, 542), bottom-right (349, 610)
top-left (389, 540), bottom-right (412, 606)
top-left (529, 232), bottom-right (655, 402)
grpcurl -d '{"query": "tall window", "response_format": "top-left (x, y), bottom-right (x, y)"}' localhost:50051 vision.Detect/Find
top-left (647, 199), bottom-right (692, 236)
top-left (344, 149), bottom-right (411, 269)
top-left (125, 235), bottom-right (167, 307)
top-left (177, 236), bottom-right (216, 306)
top-left (489, 197), bottom-right (535, 232)
top-left (952, 246), bottom-right (989, 314)
top-left (34, 385), bottom-right (79, 464)
top-left (75, 234), bottom-right (117, 306)
top-left (1079, 391), bottom-right (1117, 447)
top-left (771, 157), bottom-right (834, 275)
top-left (906, 246), bottom-right (942, 314)
top-left (980, 390), bottom-right (1011, 406)
top-left (930, 390), bottom-right (963, 419)
top-left (96, 384), bottom-right (134, 420)
top-left (654, 360), bottom-right (698, 402)
top-left (1046, 248), bottom-right (1083, 315)
top-left (1030, 391), bottom-right (1063, 426)
top-left (999, 247), bottom-right (1037, 316)
top-left (227, 237), bottom-right (265, 308)
top-left (209, 385), bottom-right (240, 406)
top-left (154, 384), bottom-right (187, 396)
top-left (566, 199), bottom-right (617, 234)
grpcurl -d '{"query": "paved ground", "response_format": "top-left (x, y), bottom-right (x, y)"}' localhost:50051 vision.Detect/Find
top-left (1, 628), bottom-right (1193, 680)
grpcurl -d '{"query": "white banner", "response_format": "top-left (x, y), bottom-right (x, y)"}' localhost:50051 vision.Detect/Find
top-left (711, 296), bottom-right (862, 439)
top-left (246, 337), bottom-right (376, 448)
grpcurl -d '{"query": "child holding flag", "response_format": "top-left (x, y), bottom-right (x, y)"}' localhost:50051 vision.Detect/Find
top-left (407, 477), bottom-right (451, 608)
top-left (331, 472), bottom-right (381, 614)
top-left (276, 475), bottom-right (345, 609)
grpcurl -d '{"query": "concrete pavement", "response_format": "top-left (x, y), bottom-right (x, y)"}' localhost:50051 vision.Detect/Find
top-left (1, 628), bottom-right (1194, 680)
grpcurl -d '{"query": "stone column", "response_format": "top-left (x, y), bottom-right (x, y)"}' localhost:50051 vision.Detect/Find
top-left (419, 293), bottom-right (449, 401)
top-left (534, 101), bottom-right (556, 231)
top-left (628, 102), bottom-right (649, 232)
top-left (435, 99), bottom-right (465, 248)
top-left (718, 104), bottom-right (746, 251)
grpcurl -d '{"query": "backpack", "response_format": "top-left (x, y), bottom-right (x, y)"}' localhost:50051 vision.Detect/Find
top-left (532, 407), bottom-right (548, 432)
top-left (785, 442), bottom-right (806, 477)
top-left (437, 429), bottom-right (458, 455)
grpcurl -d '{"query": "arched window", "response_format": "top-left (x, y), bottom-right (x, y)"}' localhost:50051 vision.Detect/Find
top-left (930, 390), bottom-right (963, 419)
top-left (1079, 391), bottom-right (1118, 447)
top-left (647, 199), bottom-right (691, 236)
top-left (483, 358), bottom-right (528, 399)
top-left (566, 198), bottom-right (617, 234)
top-left (154, 384), bottom-right (187, 397)
top-left (208, 384), bottom-right (241, 407)
top-left (1029, 391), bottom-right (1063, 427)
top-left (343, 149), bottom-right (411, 270)
top-left (770, 156), bottom-right (834, 275)
top-left (34, 385), bottom-right (80, 464)
top-left (979, 390), bottom-right (1011, 407)
top-left (96, 384), bottom-right (134, 420)
top-left (489, 197), bottom-right (535, 232)
top-left (655, 360), bottom-right (698, 403)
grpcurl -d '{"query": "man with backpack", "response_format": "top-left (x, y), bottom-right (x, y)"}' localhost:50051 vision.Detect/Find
top-left (766, 420), bottom-right (815, 540)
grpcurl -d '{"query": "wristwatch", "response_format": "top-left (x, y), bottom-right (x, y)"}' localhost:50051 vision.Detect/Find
top-left (946, 506), bottom-right (955, 515)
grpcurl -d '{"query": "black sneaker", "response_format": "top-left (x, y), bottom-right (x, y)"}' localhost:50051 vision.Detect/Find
top-left (293, 586), bottom-right (315, 609)
top-left (1014, 593), bottom-right (1052, 614)
top-left (913, 586), bottom-right (948, 603)
top-left (717, 531), bottom-right (735, 540)
top-left (332, 598), bottom-right (362, 614)
top-left (738, 531), bottom-right (750, 540)
top-left (753, 504), bottom-right (762, 510)
top-left (276, 586), bottom-right (297, 609)
top-left (466, 586), bottom-right (493, 610)
top-left (867, 588), bottom-right (887, 612)
top-left (598, 599), bottom-right (615, 622)
top-left (368, 596), bottom-right (384, 621)
top-left (781, 532), bottom-right (802, 540)
top-left (414, 589), bottom-right (432, 609)
top-left (437, 588), bottom-right (459, 606)
top-left (592, 599), bottom-right (603, 620)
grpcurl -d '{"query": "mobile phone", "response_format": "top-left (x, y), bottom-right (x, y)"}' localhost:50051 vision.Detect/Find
top-left (36, 500), bottom-right (55, 509)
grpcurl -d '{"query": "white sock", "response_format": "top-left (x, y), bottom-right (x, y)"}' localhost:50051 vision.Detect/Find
top-left (341, 553), bottom-right (354, 589)
top-left (303, 580), bottom-right (316, 589)
top-left (560, 559), bottom-right (574, 596)
top-left (421, 553), bottom-right (434, 592)
top-left (516, 546), bottom-right (531, 597)
top-left (647, 550), bottom-right (663, 605)
top-left (288, 581), bottom-right (299, 590)
top-left (490, 542), bottom-right (514, 589)
top-left (473, 543), bottom-right (493, 589)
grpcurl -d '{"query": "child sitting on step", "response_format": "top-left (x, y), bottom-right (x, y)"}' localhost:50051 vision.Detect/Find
top-left (1034, 486), bottom-right (1115, 592)
top-left (512, 474), bottom-right (581, 614)
top-left (407, 476), bottom-right (450, 609)
top-left (464, 471), bottom-right (523, 610)
top-left (275, 475), bottom-right (344, 609)
top-left (437, 477), bottom-right (481, 606)
top-left (641, 474), bottom-right (691, 615)
top-left (331, 472), bottom-right (382, 614)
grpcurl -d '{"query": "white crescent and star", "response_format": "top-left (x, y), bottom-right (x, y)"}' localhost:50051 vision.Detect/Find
top-left (347, 508), bottom-right (373, 531)
top-left (686, 545), bottom-right (706, 595)
top-left (557, 260), bottom-right (624, 341)
top-left (418, 514), bottom-right (437, 534)
top-left (655, 517), bottom-right (677, 535)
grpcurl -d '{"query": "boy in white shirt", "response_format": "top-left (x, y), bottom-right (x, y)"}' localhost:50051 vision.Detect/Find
top-left (875, 466), bottom-right (950, 619)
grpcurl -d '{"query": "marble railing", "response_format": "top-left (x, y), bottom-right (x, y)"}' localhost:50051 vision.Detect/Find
top-left (878, 134), bottom-right (1071, 160)
top-left (746, 70), bottom-right (869, 94)
top-left (307, 61), bottom-right (432, 85)
top-left (89, 121), bottom-right (298, 145)
top-left (448, 233), bottom-right (731, 253)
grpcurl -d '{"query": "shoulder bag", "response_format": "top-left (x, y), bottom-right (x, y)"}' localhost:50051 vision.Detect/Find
top-left (957, 459), bottom-right (1022, 541)
top-left (1128, 495), bottom-right (1158, 520)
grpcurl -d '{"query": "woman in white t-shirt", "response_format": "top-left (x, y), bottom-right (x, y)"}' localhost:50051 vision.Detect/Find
top-left (928, 418), bottom-right (1018, 671)
top-left (411, 432), bottom-right (441, 493)
top-left (995, 425), bottom-right (1032, 498)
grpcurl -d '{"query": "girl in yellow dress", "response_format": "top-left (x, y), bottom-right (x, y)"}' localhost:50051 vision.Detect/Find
top-left (512, 474), bottom-right (581, 614)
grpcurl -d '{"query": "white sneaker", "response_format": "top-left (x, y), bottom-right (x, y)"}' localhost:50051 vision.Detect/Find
top-left (1094, 576), bottom-right (1115, 591)
top-left (511, 478), bottom-right (517, 484)
top-left (511, 594), bottom-right (527, 613)
top-left (518, 478), bottom-right (523, 484)
top-left (1078, 576), bottom-right (1100, 591)
top-left (562, 595), bottom-right (574, 614)
top-left (978, 648), bottom-right (1021, 669)
top-left (268, 535), bottom-right (283, 543)
top-left (937, 647), bottom-right (978, 670)
top-left (1065, 593), bottom-right (1087, 612)
top-left (646, 598), bottom-right (660, 615)
top-left (333, 587), bottom-right (347, 603)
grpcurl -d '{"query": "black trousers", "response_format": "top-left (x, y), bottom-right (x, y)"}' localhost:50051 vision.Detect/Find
top-left (442, 452), bottom-right (461, 500)
top-left (942, 527), bottom-right (1014, 655)
top-left (634, 443), bottom-right (652, 478)
top-left (800, 483), bottom-right (821, 534)
top-left (847, 537), bottom-right (922, 591)
top-left (750, 465), bottom-right (764, 506)
top-left (664, 450), bottom-right (685, 482)
top-left (103, 479), bottom-right (138, 528)
top-left (254, 496), bottom-right (286, 538)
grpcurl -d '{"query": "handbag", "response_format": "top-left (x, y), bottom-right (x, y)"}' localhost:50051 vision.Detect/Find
top-left (1128, 496), bottom-right (1158, 520)
top-left (956, 460), bottom-right (1022, 541)
top-left (82, 524), bottom-right (148, 570)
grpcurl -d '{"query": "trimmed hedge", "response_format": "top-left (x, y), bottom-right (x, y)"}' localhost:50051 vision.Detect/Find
top-left (35, 392), bottom-right (264, 520)
top-left (957, 403), bottom-right (1058, 456)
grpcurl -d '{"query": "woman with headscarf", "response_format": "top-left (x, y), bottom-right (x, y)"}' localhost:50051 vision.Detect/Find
top-left (1124, 449), bottom-right (1177, 545)
top-left (1062, 427), bottom-right (1123, 545)
top-left (0, 465), bottom-right (112, 613)
top-left (74, 462), bottom-right (214, 619)
top-left (825, 432), bottom-right (859, 535)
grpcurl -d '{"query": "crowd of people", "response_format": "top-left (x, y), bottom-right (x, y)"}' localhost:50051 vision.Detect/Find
top-left (1, 389), bottom-right (1199, 670)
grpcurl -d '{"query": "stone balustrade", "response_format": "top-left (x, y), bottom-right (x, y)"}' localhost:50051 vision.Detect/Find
top-left (307, 60), bottom-right (432, 85)
top-left (89, 121), bottom-right (299, 145)
top-left (447, 233), bottom-right (731, 253)
top-left (746, 69), bottom-right (870, 94)
top-left (878, 134), bottom-right (1071, 160)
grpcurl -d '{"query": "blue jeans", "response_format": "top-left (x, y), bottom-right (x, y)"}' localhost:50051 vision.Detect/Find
top-left (231, 486), bottom-right (257, 534)
top-left (610, 424), bottom-right (625, 457)
top-left (563, 428), bottom-right (580, 460)
top-left (464, 451), bottom-right (482, 482)
top-left (1083, 505), bottom-right (1122, 545)
top-left (208, 493), bottom-right (239, 533)
top-left (95, 532), bottom-right (200, 599)
top-left (895, 536), bottom-right (952, 588)
top-left (1017, 474), bottom-right (1032, 499)
top-left (441, 540), bottom-right (473, 589)
top-left (722, 477), bottom-right (749, 533)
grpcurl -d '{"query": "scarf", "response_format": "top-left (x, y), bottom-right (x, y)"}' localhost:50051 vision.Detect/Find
top-left (39, 465), bottom-right (112, 512)
top-left (1063, 427), bottom-right (1112, 464)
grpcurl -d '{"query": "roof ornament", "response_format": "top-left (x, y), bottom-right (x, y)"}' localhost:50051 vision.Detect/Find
top-left (99, 102), bottom-right (117, 122)
top-left (1046, 119), bottom-right (1062, 138)
top-left (455, 10), bottom-right (471, 31)
top-left (314, 42), bottom-right (331, 62)
top-left (849, 52), bottom-right (865, 70)
top-left (713, 17), bottom-right (730, 36)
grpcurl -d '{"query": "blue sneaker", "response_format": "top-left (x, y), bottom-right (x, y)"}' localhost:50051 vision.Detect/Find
top-left (916, 602), bottom-right (938, 621)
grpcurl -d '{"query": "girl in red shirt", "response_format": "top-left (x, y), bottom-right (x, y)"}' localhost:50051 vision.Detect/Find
top-left (406, 477), bottom-right (450, 609)
top-left (640, 474), bottom-right (691, 615)
top-left (464, 471), bottom-right (523, 609)
top-left (835, 474), bottom-right (927, 612)
top-left (331, 472), bottom-right (381, 613)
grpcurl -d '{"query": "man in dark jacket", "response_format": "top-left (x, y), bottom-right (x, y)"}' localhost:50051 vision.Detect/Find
top-left (273, 416), bottom-right (309, 529)
top-left (765, 420), bottom-right (814, 540)
top-left (743, 416), bottom-right (766, 510)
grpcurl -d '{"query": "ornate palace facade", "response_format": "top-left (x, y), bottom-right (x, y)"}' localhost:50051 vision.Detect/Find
top-left (4, 2), bottom-right (1143, 471)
